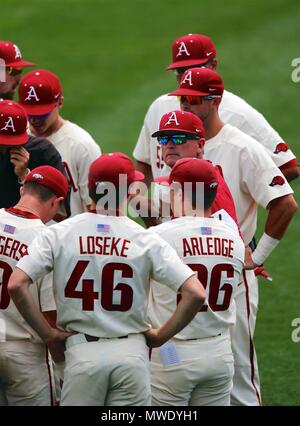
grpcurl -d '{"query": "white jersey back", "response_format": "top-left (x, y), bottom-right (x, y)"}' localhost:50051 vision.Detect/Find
top-left (17, 212), bottom-right (194, 338)
top-left (147, 216), bottom-right (245, 339)
top-left (35, 120), bottom-right (101, 216)
top-left (0, 209), bottom-right (55, 342)
top-left (133, 91), bottom-right (296, 178)
top-left (203, 124), bottom-right (293, 244)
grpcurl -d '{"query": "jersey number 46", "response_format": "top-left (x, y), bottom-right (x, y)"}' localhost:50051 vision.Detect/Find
top-left (65, 260), bottom-right (133, 312)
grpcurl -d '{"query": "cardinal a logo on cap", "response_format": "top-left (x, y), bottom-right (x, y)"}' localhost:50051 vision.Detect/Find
top-left (176, 41), bottom-right (191, 57)
top-left (181, 70), bottom-right (193, 86)
top-left (0, 117), bottom-right (16, 133)
top-left (25, 86), bottom-right (40, 102)
top-left (13, 44), bottom-right (22, 60)
top-left (165, 111), bottom-right (180, 126)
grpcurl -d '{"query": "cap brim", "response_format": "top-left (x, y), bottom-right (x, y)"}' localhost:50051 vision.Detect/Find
top-left (5, 60), bottom-right (35, 67)
top-left (169, 88), bottom-right (210, 97)
top-left (153, 175), bottom-right (171, 186)
top-left (166, 58), bottom-right (211, 70)
top-left (152, 129), bottom-right (200, 138)
top-left (20, 102), bottom-right (56, 116)
top-left (0, 132), bottom-right (29, 146)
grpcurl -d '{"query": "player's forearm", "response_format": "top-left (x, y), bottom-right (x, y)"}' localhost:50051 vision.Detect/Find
top-left (135, 161), bottom-right (153, 188)
top-left (252, 195), bottom-right (298, 266)
top-left (265, 194), bottom-right (298, 239)
top-left (279, 165), bottom-right (300, 182)
top-left (153, 276), bottom-right (205, 346)
top-left (8, 269), bottom-right (54, 342)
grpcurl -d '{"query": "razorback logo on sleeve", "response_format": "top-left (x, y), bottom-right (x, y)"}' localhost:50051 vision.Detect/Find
top-left (273, 142), bottom-right (289, 154)
top-left (269, 176), bottom-right (285, 187)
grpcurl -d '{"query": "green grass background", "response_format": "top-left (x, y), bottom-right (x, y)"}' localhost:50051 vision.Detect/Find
top-left (2, 0), bottom-right (300, 405)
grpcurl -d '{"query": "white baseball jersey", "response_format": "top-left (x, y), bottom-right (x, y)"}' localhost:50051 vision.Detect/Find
top-left (203, 124), bottom-right (293, 245)
top-left (148, 216), bottom-right (245, 339)
top-left (17, 212), bottom-right (194, 338)
top-left (0, 208), bottom-right (55, 342)
top-left (31, 120), bottom-right (101, 216)
top-left (133, 91), bottom-right (296, 178)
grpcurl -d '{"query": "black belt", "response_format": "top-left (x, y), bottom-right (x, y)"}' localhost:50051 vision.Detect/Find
top-left (185, 333), bottom-right (222, 341)
top-left (84, 334), bottom-right (128, 342)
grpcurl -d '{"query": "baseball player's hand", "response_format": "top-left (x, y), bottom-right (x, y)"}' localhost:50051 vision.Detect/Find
top-left (244, 246), bottom-right (257, 270)
top-left (143, 328), bottom-right (164, 348)
top-left (9, 146), bottom-right (30, 179)
top-left (45, 329), bottom-right (75, 363)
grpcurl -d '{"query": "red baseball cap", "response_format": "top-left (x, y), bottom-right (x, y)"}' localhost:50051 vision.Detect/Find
top-left (88, 153), bottom-right (145, 189)
top-left (169, 68), bottom-right (224, 97)
top-left (166, 34), bottom-right (216, 70)
top-left (25, 165), bottom-right (68, 199)
top-left (154, 158), bottom-right (219, 192)
top-left (0, 100), bottom-right (29, 146)
top-left (18, 69), bottom-right (62, 115)
top-left (0, 41), bottom-right (35, 68)
top-left (152, 110), bottom-right (205, 139)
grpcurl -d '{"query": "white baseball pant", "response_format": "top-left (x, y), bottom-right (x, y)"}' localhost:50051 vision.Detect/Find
top-left (230, 270), bottom-right (261, 406)
top-left (150, 331), bottom-right (234, 406)
top-left (0, 340), bottom-right (55, 406)
top-left (61, 333), bottom-right (151, 406)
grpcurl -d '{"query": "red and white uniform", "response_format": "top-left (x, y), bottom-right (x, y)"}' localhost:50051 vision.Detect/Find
top-left (148, 216), bottom-right (245, 405)
top-left (31, 120), bottom-right (101, 216)
top-left (16, 212), bottom-right (194, 406)
top-left (0, 208), bottom-right (55, 406)
top-left (203, 124), bottom-right (293, 406)
top-left (133, 91), bottom-right (297, 178)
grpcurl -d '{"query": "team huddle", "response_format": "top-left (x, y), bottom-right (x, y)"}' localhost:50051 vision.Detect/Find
top-left (0, 34), bottom-right (298, 406)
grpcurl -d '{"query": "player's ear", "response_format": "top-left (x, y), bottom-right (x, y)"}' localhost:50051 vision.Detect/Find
top-left (57, 96), bottom-right (64, 109)
top-left (196, 139), bottom-right (205, 158)
top-left (213, 97), bottom-right (222, 107)
top-left (211, 58), bottom-right (218, 69)
top-left (54, 196), bottom-right (64, 206)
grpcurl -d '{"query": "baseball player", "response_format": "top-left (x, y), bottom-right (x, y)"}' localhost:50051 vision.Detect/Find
top-left (168, 67), bottom-right (298, 405)
top-left (151, 109), bottom-right (239, 230)
top-left (18, 69), bottom-right (101, 216)
top-left (148, 158), bottom-right (245, 405)
top-left (8, 153), bottom-right (205, 406)
top-left (0, 100), bottom-right (68, 216)
top-left (0, 41), bottom-right (35, 100)
top-left (0, 165), bottom-right (69, 406)
top-left (133, 33), bottom-right (299, 184)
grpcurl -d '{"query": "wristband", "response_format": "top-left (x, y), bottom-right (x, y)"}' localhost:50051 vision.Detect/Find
top-left (252, 233), bottom-right (280, 266)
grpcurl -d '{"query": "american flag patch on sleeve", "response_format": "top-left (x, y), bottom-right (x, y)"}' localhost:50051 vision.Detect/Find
top-left (97, 224), bottom-right (111, 233)
top-left (200, 227), bottom-right (212, 235)
top-left (3, 224), bottom-right (16, 235)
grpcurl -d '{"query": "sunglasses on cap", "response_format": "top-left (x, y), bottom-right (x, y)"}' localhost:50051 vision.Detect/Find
top-left (178, 95), bottom-right (221, 105)
top-left (157, 134), bottom-right (200, 145)
top-left (6, 67), bottom-right (23, 76)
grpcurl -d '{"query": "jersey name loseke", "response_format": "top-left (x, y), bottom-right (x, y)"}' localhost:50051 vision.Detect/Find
top-left (79, 235), bottom-right (131, 258)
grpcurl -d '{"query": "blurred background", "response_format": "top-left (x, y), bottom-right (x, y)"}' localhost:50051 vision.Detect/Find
top-left (2, 0), bottom-right (300, 405)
